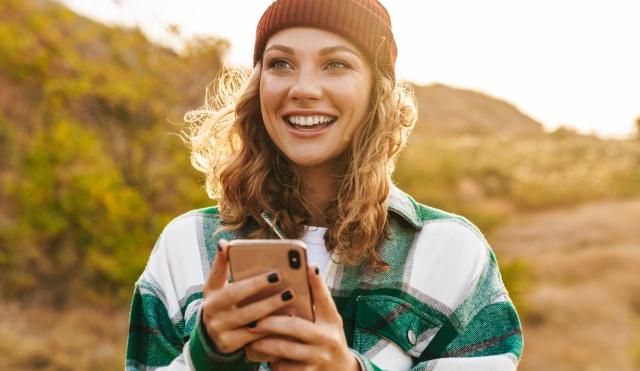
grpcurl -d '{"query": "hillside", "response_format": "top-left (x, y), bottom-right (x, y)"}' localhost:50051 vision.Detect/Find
top-left (0, 0), bottom-right (226, 304)
top-left (411, 83), bottom-right (545, 136)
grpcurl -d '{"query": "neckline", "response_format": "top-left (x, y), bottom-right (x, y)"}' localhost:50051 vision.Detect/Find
top-left (305, 225), bottom-right (328, 232)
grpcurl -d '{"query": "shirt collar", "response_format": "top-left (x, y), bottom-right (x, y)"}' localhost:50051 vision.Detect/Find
top-left (387, 184), bottom-right (423, 230)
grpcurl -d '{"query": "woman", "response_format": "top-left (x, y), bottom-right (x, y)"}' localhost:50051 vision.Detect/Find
top-left (126, 0), bottom-right (523, 370)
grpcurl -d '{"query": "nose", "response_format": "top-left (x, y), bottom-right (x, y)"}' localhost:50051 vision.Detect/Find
top-left (288, 68), bottom-right (322, 103)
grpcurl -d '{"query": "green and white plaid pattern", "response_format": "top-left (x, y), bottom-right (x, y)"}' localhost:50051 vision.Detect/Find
top-left (126, 186), bottom-right (523, 370)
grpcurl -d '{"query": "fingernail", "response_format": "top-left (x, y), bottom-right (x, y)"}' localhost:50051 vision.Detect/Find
top-left (217, 243), bottom-right (222, 253)
top-left (247, 321), bottom-right (257, 328)
top-left (314, 267), bottom-right (319, 275)
top-left (267, 272), bottom-right (279, 283)
top-left (281, 290), bottom-right (293, 301)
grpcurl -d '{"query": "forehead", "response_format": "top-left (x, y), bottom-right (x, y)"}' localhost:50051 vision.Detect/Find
top-left (264, 27), bottom-right (364, 57)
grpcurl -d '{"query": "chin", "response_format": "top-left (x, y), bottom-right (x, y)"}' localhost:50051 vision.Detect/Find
top-left (287, 157), bottom-right (327, 168)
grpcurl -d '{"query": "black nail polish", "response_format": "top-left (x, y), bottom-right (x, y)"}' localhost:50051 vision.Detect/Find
top-left (315, 267), bottom-right (319, 275)
top-left (281, 290), bottom-right (293, 301)
top-left (247, 321), bottom-right (257, 328)
top-left (267, 272), bottom-right (279, 283)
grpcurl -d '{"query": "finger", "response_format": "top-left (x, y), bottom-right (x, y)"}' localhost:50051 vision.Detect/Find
top-left (245, 348), bottom-right (279, 363)
top-left (204, 326), bottom-right (267, 354)
top-left (308, 265), bottom-right (340, 321)
top-left (248, 337), bottom-right (326, 364)
top-left (212, 272), bottom-right (283, 312)
top-left (267, 360), bottom-right (286, 371)
top-left (227, 289), bottom-right (295, 329)
top-left (267, 359), bottom-right (306, 371)
top-left (204, 239), bottom-right (230, 291)
top-left (253, 315), bottom-right (324, 344)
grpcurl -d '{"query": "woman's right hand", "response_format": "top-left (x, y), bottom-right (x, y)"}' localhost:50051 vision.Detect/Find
top-left (201, 239), bottom-right (294, 356)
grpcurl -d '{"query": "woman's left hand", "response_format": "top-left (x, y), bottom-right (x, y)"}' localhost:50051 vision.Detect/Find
top-left (246, 266), bottom-right (360, 371)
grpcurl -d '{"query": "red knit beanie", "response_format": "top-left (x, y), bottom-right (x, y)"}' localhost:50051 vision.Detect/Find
top-left (254, 0), bottom-right (397, 81)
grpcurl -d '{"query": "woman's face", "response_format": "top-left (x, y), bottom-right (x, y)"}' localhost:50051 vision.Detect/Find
top-left (259, 27), bottom-right (373, 170)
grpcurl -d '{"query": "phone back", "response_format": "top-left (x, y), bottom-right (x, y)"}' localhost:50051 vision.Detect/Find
top-left (227, 239), bottom-right (314, 322)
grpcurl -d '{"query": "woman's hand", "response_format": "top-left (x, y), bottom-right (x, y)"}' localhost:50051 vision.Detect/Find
top-left (246, 266), bottom-right (360, 371)
top-left (201, 239), bottom-right (293, 358)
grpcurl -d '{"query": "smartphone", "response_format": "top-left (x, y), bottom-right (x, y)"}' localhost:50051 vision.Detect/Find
top-left (227, 239), bottom-right (315, 322)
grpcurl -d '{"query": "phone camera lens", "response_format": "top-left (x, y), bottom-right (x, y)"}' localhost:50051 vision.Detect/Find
top-left (288, 250), bottom-right (301, 269)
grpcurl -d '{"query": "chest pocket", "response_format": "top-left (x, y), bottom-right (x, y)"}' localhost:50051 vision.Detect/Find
top-left (354, 294), bottom-right (443, 361)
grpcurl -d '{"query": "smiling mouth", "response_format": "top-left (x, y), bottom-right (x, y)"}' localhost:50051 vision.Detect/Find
top-left (283, 115), bottom-right (338, 131)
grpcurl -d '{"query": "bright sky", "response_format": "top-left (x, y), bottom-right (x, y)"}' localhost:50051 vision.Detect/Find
top-left (59, 0), bottom-right (640, 138)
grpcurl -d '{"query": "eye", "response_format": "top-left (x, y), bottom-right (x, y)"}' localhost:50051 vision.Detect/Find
top-left (326, 60), bottom-right (351, 70)
top-left (265, 58), bottom-right (292, 70)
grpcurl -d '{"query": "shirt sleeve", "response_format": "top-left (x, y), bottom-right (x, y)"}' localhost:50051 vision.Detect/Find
top-left (125, 221), bottom-right (257, 370)
top-left (125, 277), bottom-right (258, 370)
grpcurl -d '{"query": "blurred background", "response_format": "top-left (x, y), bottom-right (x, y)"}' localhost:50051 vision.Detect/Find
top-left (0, 0), bottom-right (639, 370)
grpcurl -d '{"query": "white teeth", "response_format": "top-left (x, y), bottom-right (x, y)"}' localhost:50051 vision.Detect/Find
top-left (286, 115), bottom-right (336, 126)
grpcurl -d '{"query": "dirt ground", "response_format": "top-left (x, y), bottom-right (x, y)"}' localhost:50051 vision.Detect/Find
top-left (491, 198), bottom-right (640, 371)
top-left (0, 301), bottom-right (128, 370)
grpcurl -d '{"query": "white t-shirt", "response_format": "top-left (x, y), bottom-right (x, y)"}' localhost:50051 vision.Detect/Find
top-left (300, 226), bottom-right (331, 272)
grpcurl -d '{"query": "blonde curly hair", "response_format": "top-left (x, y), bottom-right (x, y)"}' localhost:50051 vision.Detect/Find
top-left (185, 64), bottom-right (417, 270)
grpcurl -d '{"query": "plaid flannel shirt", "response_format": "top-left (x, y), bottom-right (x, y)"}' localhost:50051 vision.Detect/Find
top-left (126, 186), bottom-right (523, 370)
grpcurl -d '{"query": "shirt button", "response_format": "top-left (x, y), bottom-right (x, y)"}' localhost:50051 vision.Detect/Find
top-left (407, 329), bottom-right (417, 345)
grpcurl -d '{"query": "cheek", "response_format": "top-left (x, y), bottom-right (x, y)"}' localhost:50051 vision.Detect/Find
top-left (259, 81), bottom-right (271, 119)
top-left (334, 78), bottom-right (371, 112)
top-left (259, 76), bottom-right (287, 115)
top-left (259, 78), bottom-right (287, 148)
top-left (338, 88), bottom-right (371, 129)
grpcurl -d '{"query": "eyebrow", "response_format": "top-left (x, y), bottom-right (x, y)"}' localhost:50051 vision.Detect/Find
top-left (263, 44), bottom-right (362, 59)
top-left (318, 45), bottom-right (361, 58)
top-left (264, 44), bottom-right (294, 54)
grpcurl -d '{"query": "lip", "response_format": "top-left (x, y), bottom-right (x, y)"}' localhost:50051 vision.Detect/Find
top-left (282, 110), bottom-right (338, 117)
top-left (281, 110), bottom-right (338, 139)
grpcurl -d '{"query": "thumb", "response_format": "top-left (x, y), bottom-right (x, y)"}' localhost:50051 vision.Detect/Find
top-left (308, 265), bottom-right (339, 321)
top-left (204, 239), bottom-right (229, 291)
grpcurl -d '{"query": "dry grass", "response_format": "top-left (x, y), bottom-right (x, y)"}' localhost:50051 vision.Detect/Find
top-left (0, 301), bottom-right (128, 370)
top-left (395, 134), bottom-right (640, 235)
top-left (492, 198), bottom-right (640, 370)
